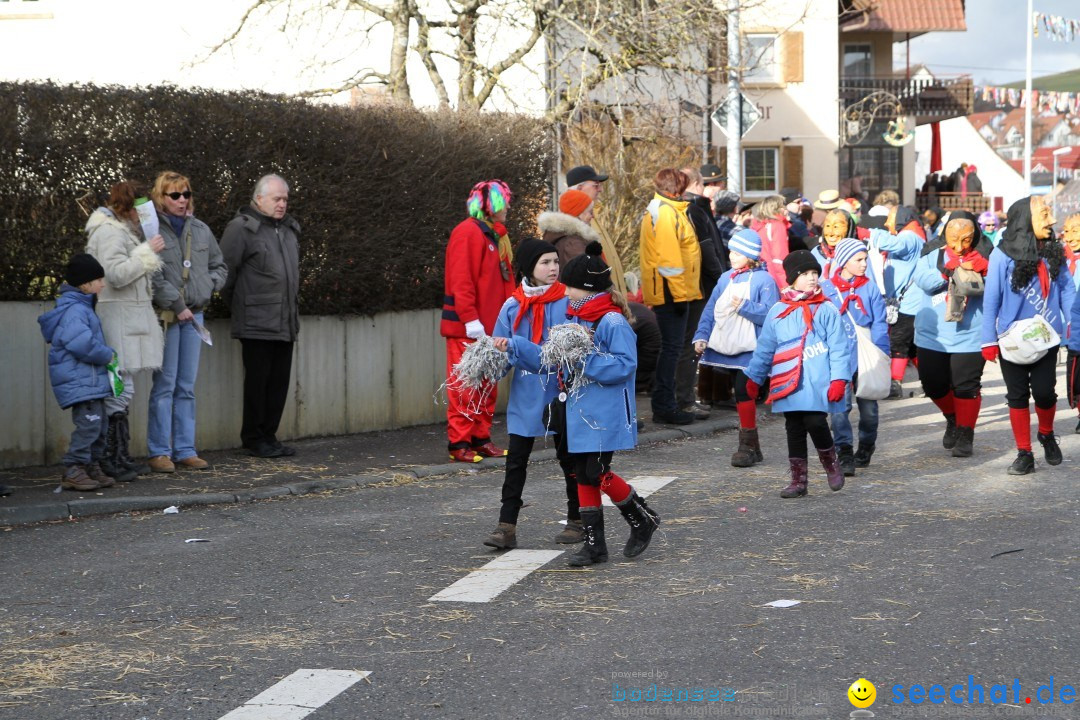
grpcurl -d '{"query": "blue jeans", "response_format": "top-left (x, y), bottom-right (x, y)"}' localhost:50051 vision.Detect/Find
top-left (830, 384), bottom-right (879, 448)
top-left (147, 313), bottom-right (203, 460)
top-left (651, 302), bottom-right (689, 414)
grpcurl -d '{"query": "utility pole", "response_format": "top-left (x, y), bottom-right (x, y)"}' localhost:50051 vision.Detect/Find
top-left (726, 0), bottom-right (741, 193)
top-left (1024, 0), bottom-right (1033, 193)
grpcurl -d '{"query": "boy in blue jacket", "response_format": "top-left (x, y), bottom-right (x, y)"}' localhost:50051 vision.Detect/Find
top-left (981, 196), bottom-right (1075, 475)
top-left (37, 254), bottom-right (118, 492)
top-left (821, 237), bottom-right (890, 474)
top-left (745, 251), bottom-right (852, 498)
top-left (500, 242), bottom-right (659, 567)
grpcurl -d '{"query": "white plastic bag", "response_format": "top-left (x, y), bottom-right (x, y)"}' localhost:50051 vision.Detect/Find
top-left (854, 324), bottom-right (891, 400)
top-left (707, 280), bottom-right (757, 355)
top-left (998, 314), bottom-right (1059, 365)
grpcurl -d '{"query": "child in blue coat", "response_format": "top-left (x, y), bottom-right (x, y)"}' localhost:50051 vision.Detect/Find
top-left (483, 239), bottom-right (579, 550)
top-left (37, 254), bottom-right (118, 492)
top-left (820, 237), bottom-right (890, 474)
top-left (693, 228), bottom-right (779, 467)
top-left (500, 242), bottom-right (658, 567)
top-left (745, 250), bottom-right (852, 498)
top-left (909, 211), bottom-right (991, 459)
top-left (981, 196), bottom-right (1076, 475)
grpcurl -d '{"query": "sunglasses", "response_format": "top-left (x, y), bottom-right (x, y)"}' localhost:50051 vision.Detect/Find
top-left (166, 190), bottom-right (192, 200)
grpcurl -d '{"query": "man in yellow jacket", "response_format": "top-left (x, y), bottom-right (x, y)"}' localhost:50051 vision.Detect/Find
top-left (639, 168), bottom-right (702, 425)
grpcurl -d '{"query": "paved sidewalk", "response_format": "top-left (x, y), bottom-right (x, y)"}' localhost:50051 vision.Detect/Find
top-left (0, 395), bottom-right (741, 527)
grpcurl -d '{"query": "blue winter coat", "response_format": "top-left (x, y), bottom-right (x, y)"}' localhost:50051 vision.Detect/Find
top-left (693, 267), bottom-right (779, 370)
top-left (38, 285), bottom-right (115, 409)
top-left (508, 308), bottom-right (638, 452)
top-left (820, 276), bottom-right (890, 376)
top-left (980, 248), bottom-right (1076, 348)
top-left (868, 227), bottom-right (925, 315)
top-left (1070, 280), bottom-right (1080, 352)
top-left (810, 244), bottom-right (837, 278)
top-left (493, 291), bottom-right (570, 438)
top-left (745, 298), bottom-right (851, 414)
top-left (910, 248), bottom-right (985, 354)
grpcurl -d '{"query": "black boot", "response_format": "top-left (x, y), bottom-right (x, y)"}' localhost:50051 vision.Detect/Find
top-left (1007, 450), bottom-right (1035, 476)
top-left (566, 508), bottom-right (608, 566)
top-left (952, 426), bottom-right (974, 457)
top-left (616, 490), bottom-right (661, 558)
top-left (1037, 432), bottom-right (1062, 466)
top-left (853, 443), bottom-right (875, 468)
top-left (113, 411), bottom-right (150, 476)
top-left (838, 444), bottom-right (856, 477)
top-left (942, 414), bottom-right (958, 449)
top-left (100, 416), bottom-right (137, 483)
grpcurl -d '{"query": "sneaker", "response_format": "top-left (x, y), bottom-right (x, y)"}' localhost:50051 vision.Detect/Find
top-left (175, 456), bottom-right (210, 470)
top-left (682, 402), bottom-right (711, 420)
top-left (1007, 450), bottom-right (1035, 476)
top-left (148, 456), bottom-right (175, 473)
top-left (472, 441), bottom-right (507, 458)
top-left (449, 447), bottom-right (482, 463)
top-left (1037, 432), bottom-right (1062, 466)
top-left (653, 409), bottom-right (695, 425)
top-left (888, 380), bottom-right (903, 399)
top-left (61, 465), bottom-right (99, 492)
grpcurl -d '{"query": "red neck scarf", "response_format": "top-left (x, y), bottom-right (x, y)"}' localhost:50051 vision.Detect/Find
top-left (831, 271), bottom-right (869, 316)
top-left (1037, 260), bottom-right (1051, 300)
top-left (1065, 245), bottom-right (1079, 276)
top-left (511, 281), bottom-right (567, 343)
top-left (769, 288), bottom-right (826, 403)
top-left (567, 292), bottom-right (621, 322)
top-left (944, 246), bottom-right (989, 276)
top-left (818, 240), bottom-right (836, 258)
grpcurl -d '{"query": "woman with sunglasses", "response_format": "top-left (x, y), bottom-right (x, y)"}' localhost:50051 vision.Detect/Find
top-left (977, 211), bottom-right (1002, 247)
top-left (148, 172), bottom-right (228, 473)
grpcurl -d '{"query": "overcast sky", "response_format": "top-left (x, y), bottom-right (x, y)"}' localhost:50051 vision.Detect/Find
top-left (897, 0), bottom-right (1080, 86)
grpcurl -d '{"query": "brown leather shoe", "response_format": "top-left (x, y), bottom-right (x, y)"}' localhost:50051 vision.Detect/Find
top-left (175, 456), bottom-right (209, 470)
top-left (85, 462), bottom-right (115, 488)
top-left (148, 456), bottom-right (175, 473)
top-left (471, 441), bottom-right (507, 458)
top-left (61, 465), bottom-right (100, 492)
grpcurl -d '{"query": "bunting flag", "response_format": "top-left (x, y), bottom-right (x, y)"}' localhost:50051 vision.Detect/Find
top-left (975, 85), bottom-right (1080, 114)
top-left (1033, 11), bottom-right (1080, 41)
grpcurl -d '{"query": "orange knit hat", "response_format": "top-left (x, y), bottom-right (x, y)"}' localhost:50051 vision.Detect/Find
top-left (559, 189), bottom-right (593, 218)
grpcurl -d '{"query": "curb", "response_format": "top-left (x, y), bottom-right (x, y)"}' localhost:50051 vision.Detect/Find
top-left (0, 416), bottom-right (739, 528)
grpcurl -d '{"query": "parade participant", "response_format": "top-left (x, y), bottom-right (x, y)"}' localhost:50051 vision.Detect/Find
top-left (923, 206), bottom-right (946, 243)
top-left (1063, 214), bottom-right (1080, 435)
top-left (693, 228), bottom-right (781, 467)
top-left (441, 180), bottom-right (517, 462)
top-left (811, 209), bottom-right (858, 277)
top-left (863, 206), bottom-right (926, 398)
top-left (502, 242), bottom-right (658, 567)
top-left (820, 238), bottom-right (889, 474)
top-left (750, 194), bottom-right (791, 289)
top-left (483, 240), bottom-right (579, 550)
top-left (981, 196), bottom-right (1076, 475)
top-left (744, 250), bottom-right (852, 498)
top-left (910, 212), bottom-right (991, 458)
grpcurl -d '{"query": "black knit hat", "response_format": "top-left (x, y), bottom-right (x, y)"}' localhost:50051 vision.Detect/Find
top-left (514, 238), bottom-right (559, 282)
top-left (64, 253), bottom-right (105, 287)
top-left (782, 249), bottom-right (820, 286)
top-left (561, 241), bottom-right (612, 291)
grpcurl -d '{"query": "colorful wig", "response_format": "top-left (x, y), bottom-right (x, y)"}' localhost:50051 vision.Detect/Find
top-left (466, 180), bottom-right (512, 220)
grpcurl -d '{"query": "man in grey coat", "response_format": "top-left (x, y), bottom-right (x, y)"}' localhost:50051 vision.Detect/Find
top-left (220, 174), bottom-right (301, 458)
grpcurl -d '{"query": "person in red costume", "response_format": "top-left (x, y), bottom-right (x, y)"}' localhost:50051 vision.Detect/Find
top-left (441, 180), bottom-right (517, 463)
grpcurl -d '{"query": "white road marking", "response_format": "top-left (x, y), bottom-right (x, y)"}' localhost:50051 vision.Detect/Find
top-left (601, 475), bottom-right (676, 506)
top-left (429, 549), bottom-right (563, 602)
top-left (218, 668), bottom-right (370, 720)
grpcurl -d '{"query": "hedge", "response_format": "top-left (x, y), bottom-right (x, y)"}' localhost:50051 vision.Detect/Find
top-left (0, 82), bottom-right (553, 315)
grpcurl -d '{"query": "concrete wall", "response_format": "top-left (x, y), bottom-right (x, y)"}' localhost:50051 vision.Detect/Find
top-left (0, 305), bottom-right (505, 469)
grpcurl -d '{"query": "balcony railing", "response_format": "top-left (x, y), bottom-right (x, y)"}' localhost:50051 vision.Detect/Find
top-left (840, 75), bottom-right (974, 124)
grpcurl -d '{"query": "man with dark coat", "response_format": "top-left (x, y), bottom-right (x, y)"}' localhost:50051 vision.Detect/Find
top-left (220, 174), bottom-right (301, 458)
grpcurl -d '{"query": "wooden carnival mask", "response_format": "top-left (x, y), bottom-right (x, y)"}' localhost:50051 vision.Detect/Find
top-left (945, 219), bottom-right (975, 256)
top-left (1062, 214), bottom-right (1080, 251)
top-left (1030, 195), bottom-right (1055, 240)
top-left (822, 210), bottom-right (849, 246)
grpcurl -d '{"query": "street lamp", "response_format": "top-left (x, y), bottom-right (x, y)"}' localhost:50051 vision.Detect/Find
top-left (1052, 146), bottom-right (1070, 222)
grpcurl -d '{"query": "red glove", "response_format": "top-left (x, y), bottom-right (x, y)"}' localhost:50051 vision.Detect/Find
top-left (856, 226), bottom-right (871, 240)
top-left (827, 380), bottom-right (847, 402)
top-left (982, 345), bottom-right (999, 363)
top-left (745, 379), bottom-right (760, 400)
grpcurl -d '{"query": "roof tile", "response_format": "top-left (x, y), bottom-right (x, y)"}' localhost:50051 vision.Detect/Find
top-left (843, 0), bottom-right (966, 33)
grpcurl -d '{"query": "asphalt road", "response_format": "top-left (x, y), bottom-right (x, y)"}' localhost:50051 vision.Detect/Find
top-left (2, 366), bottom-right (1078, 720)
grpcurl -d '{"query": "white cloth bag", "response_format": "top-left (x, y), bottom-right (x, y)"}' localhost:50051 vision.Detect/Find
top-left (998, 314), bottom-right (1060, 365)
top-left (854, 324), bottom-right (891, 400)
top-left (707, 280), bottom-right (757, 355)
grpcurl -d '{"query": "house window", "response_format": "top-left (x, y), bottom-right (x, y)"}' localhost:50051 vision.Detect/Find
top-left (842, 44), bottom-right (873, 78)
top-left (839, 121), bottom-right (902, 205)
top-left (744, 147), bottom-right (778, 193)
top-left (744, 34), bottom-right (778, 82)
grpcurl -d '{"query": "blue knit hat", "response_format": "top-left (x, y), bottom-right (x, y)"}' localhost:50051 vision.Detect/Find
top-left (728, 228), bottom-right (762, 261)
top-left (833, 237), bottom-right (868, 275)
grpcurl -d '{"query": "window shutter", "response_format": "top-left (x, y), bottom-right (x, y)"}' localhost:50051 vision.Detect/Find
top-left (781, 31), bottom-right (804, 83)
top-left (782, 145), bottom-right (803, 191)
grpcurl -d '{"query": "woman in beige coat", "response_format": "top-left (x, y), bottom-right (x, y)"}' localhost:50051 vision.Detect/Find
top-left (84, 180), bottom-right (165, 479)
